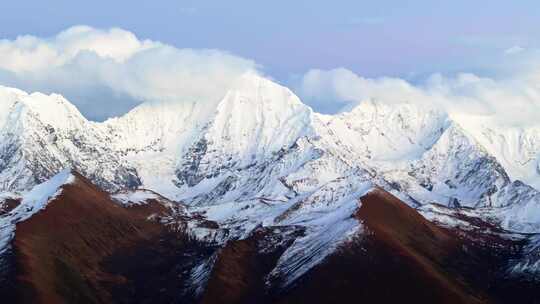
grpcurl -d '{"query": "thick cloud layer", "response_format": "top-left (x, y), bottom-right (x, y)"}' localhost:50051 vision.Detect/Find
top-left (296, 51), bottom-right (540, 126)
top-left (0, 26), bottom-right (257, 120)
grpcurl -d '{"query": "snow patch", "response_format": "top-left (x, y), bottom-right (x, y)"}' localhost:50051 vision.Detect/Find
top-left (112, 189), bottom-right (161, 206)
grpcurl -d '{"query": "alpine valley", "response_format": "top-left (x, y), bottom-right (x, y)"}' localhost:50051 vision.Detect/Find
top-left (1, 73), bottom-right (540, 303)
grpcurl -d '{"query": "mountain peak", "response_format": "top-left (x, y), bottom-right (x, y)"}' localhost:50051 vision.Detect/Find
top-left (0, 86), bottom-right (88, 133)
top-left (225, 72), bottom-right (307, 108)
top-left (207, 73), bottom-right (313, 158)
top-left (234, 71), bottom-right (286, 88)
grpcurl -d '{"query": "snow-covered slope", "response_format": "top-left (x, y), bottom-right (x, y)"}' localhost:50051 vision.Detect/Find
top-left (173, 73), bottom-right (314, 198)
top-left (101, 100), bottom-right (214, 195)
top-left (458, 118), bottom-right (540, 189)
top-left (201, 73), bottom-right (313, 161)
top-left (406, 123), bottom-right (511, 207)
top-left (1, 74), bottom-right (540, 265)
top-left (315, 100), bottom-right (450, 162)
top-left (0, 86), bottom-right (139, 191)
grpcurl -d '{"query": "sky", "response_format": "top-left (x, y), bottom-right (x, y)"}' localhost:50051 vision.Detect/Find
top-left (0, 1), bottom-right (539, 121)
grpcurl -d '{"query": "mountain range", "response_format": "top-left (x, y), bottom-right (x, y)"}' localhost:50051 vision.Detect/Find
top-left (1, 73), bottom-right (540, 303)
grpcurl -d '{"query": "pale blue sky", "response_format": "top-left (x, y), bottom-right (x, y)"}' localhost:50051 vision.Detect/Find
top-left (2, 1), bottom-right (539, 79)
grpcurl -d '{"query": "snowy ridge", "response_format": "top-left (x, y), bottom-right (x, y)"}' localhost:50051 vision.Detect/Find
top-left (315, 100), bottom-right (450, 162)
top-left (0, 87), bottom-right (140, 192)
top-left (2, 74), bottom-right (540, 284)
top-left (206, 73), bottom-right (313, 160)
top-left (267, 196), bottom-right (366, 287)
top-left (472, 124), bottom-right (540, 189)
top-left (112, 189), bottom-right (163, 206)
top-left (173, 73), bottom-right (314, 201)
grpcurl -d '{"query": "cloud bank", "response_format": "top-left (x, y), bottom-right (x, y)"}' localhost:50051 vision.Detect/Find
top-left (0, 26), bottom-right (258, 120)
top-left (1, 25), bottom-right (540, 128)
top-left (296, 50), bottom-right (540, 126)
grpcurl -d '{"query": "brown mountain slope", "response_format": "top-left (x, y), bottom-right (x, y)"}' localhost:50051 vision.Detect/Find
top-left (200, 226), bottom-right (303, 304)
top-left (2, 175), bottom-right (537, 304)
top-left (8, 172), bottom-right (210, 304)
top-left (277, 188), bottom-right (491, 304)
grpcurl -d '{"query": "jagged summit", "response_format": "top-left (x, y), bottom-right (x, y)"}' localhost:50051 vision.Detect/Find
top-left (1, 75), bottom-right (540, 236)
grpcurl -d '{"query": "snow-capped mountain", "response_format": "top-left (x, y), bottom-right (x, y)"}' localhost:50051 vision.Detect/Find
top-left (450, 114), bottom-right (540, 187)
top-left (1, 72), bottom-right (540, 229)
top-left (0, 87), bottom-right (140, 192)
top-left (2, 72), bottom-right (540, 296)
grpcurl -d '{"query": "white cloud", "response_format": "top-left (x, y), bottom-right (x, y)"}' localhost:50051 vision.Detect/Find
top-left (505, 45), bottom-right (525, 55)
top-left (0, 26), bottom-right (258, 120)
top-left (3, 25), bottom-right (540, 127)
top-left (296, 63), bottom-right (540, 127)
